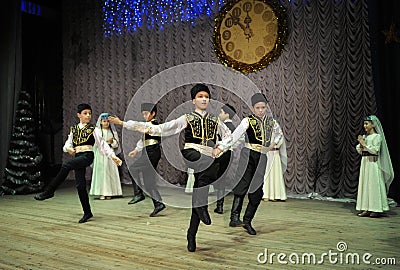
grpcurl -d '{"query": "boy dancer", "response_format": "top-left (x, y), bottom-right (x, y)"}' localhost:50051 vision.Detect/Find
top-left (213, 104), bottom-right (238, 214)
top-left (124, 84), bottom-right (232, 252)
top-left (34, 104), bottom-right (122, 223)
top-left (109, 103), bottom-right (166, 217)
top-left (215, 93), bottom-right (283, 235)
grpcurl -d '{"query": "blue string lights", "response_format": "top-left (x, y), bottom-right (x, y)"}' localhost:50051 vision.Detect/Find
top-left (21, 0), bottom-right (41, 16)
top-left (103, 0), bottom-right (227, 37)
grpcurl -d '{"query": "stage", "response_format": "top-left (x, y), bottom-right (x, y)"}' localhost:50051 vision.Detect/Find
top-left (0, 182), bottom-right (399, 270)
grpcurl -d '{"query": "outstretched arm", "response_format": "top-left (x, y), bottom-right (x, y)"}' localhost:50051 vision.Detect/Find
top-left (133, 115), bottom-right (188, 137)
top-left (108, 116), bottom-right (147, 131)
top-left (230, 118), bottom-right (249, 147)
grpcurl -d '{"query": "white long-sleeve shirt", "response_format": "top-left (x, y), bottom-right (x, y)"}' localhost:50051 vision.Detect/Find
top-left (63, 123), bottom-right (117, 158)
top-left (124, 111), bottom-right (232, 151)
top-left (220, 119), bottom-right (245, 150)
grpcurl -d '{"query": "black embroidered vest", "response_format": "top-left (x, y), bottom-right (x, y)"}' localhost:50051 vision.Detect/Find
top-left (246, 115), bottom-right (274, 147)
top-left (184, 112), bottom-right (218, 147)
top-left (71, 123), bottom-right (96, 147)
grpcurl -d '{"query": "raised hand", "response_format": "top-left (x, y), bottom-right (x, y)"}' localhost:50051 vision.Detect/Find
top-left (108, 116), bottom-right (123, 126)
top-left (357, 135), bottom-right (366, 149)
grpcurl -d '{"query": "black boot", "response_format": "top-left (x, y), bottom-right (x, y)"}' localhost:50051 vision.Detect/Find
top-left (128, 181), bottom-right (145, 204)
top-left (229, 195), bottom-right (244, 227)
top-left (34, 188), bottom-right (55, 200)
top-left (187, 231), bottom-right (196, 252)
top-left (243, 199), bottom-right (260, 235)
top-left (150, 199), bottom-right (166, 217)
top-left (77, 188), bottom-right (92, 223)
top-left (128, 192), bottom-right (145, 204)
top-left (79, 212), bottom-right (93, 223)
top-left (214, 190), bottom-right (224, 214)
top-left (34, 167), bottom-right (70, 200)
top-left (243, 222), bottom-right (256, 235)
top-left (214, 198), bottom-right (224, 214)
top-left (194, 206), bottom-right (211, 225)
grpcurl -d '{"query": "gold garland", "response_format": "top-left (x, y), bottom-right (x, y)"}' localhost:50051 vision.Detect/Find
top-left (213, 0), bottom-right (288, 73)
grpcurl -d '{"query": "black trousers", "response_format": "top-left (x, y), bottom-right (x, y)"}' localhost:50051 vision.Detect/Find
top-left (47, 151), bottom-right (94, 214)
top-left (182, 148), bottom-right (220, 236)
top-left (213, 150), bottom-right (232, 195)
top-left (233, 148), bottom-right (267, 223)
top-left (129, 144), bottom-right (162, 202)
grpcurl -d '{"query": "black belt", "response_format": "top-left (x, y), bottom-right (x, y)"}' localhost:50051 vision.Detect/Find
top-left (362, 151), bottom-right (377, 157)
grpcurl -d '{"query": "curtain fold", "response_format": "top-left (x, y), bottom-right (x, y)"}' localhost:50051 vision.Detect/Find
top-left (0, 0), bottom-right (22, 183)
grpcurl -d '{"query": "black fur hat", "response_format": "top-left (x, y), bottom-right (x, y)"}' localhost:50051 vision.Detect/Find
top-left (222, 104), bottom-right (236, 119)
top-left (77, 103), bottom-right (92, 113)
top-left (190, 84), bottom-right (211, 99)
top-left (141, 103), bottom-right (157, 114)
top-left (251, 93), bottom-right (268, 106)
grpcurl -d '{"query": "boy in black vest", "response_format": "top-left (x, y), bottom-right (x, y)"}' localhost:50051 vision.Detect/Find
top-left (34, 103), bottom-right (122, 223)
top-left (213, 104), bottom-right (238, 214)
top-left (214, 93), bottom-right (283, 235)
top-left (109, 103), bottom-right (166, 217)
top-left (126, 84), bottom-right (232, 252)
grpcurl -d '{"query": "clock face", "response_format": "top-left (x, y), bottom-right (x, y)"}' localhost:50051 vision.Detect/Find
top-left (214, 0), bottom-right (288, 73)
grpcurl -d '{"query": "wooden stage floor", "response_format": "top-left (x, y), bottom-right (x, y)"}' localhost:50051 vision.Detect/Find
top-left (0, 182), bottom-right (399, 270)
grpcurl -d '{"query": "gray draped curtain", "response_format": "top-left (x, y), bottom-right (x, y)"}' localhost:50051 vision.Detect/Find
top-left (62, 0), bottom-right (376, 198)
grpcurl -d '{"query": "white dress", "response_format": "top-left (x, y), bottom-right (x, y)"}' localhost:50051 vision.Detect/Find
top-left (356, 133), bottom-right (389, 212)
top-left (90, 128), bottom-right (122, 197)
top-left (263, 137), bottom-right (287, 201)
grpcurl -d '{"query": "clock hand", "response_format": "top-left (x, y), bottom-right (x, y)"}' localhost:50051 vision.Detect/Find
top-left (244, 28), bottom-right (253, 41)
top-left (244, 13), bottom-right (253, 40)
top-left (230, 14), bottom-right (248, 35)
top-left (244, 13), bottom-right (252, 27)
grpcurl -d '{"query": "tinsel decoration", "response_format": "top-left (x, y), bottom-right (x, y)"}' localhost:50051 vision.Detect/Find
top-left (213, 0), bottom-right (288, 73)
top-left (1, 91), bottom-right (44, 195)
top-left (103, 0), bottom-right (227, 36)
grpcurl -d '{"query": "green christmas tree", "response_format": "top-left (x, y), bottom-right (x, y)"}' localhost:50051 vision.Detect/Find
top-left (1, 91), bottom-right (44, 195)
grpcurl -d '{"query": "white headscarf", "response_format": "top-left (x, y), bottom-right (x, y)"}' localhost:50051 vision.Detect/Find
top-left (367, 115), bottom-right (394, 190)
top-left (95, 113), bottom-right (121, 155)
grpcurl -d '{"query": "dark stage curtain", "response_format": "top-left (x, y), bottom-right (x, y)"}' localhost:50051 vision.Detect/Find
top-left (0, 0), bottom-right (22, 184)
top-left (368, 0), bottom-right (400, 203)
